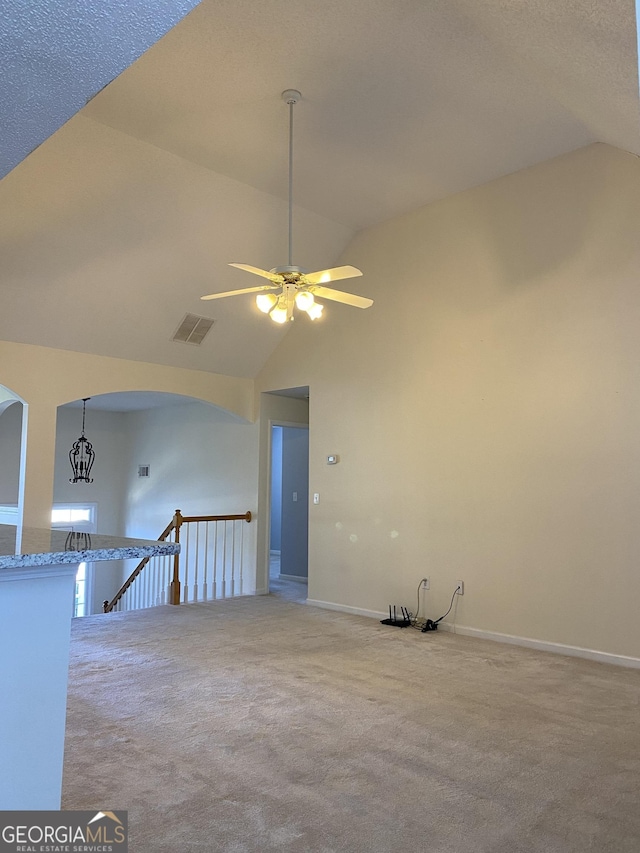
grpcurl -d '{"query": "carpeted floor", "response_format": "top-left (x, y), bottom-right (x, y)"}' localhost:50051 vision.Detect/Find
top-left (268, 552), bottom-right (308, 603)
top-left (63, 594), bottom-right (640, 853)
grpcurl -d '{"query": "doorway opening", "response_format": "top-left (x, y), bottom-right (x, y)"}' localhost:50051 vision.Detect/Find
top-left (0, 387), bottom-right (28, 527)
top-left (269, 423), bottom-right (309, 604)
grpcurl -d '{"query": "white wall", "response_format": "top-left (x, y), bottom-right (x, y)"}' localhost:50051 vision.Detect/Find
top-left (122, 401), bottom-right (260, 591)
top-left (258, 143), bottom-right (640, 661)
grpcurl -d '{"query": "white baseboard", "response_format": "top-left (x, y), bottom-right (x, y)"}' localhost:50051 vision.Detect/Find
top-left (440, 622), bottom-right (640, 669)
top-left (278, 573), bottom-right (308, 583)
top-left (306, 599), bottom-right (387, 621)
top-left (306, 598), bottom-right (640, 670)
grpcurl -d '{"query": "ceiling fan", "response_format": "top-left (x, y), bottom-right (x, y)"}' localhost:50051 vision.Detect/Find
top-left (201, 89), bottom-right (373, 324)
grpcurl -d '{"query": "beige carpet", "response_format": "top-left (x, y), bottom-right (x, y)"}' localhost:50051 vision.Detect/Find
top-left (63, 594), bottom-right (640, 852)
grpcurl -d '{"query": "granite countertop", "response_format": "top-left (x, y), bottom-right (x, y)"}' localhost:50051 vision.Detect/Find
top-left (0, 524), bottom-right (180, 570)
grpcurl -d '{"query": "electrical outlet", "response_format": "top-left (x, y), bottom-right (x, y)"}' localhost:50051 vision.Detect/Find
top-left (455, 580), bottom-right (464, 595)
top-left (421, 577), bottom-right (429, 590)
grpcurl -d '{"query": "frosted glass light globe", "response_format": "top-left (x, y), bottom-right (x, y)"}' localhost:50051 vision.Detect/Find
top-left (270, 305), bottom-right (288, 324)
top-left (306, 303), bottom-right (324, 320)
top-left (256, 293), bottom-right (277, 313)
top-left (295, 291), bottom-right (315, 311)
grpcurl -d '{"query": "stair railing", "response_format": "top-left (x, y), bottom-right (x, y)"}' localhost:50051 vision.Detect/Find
top-left (103, 509), bottom-right (252, 613)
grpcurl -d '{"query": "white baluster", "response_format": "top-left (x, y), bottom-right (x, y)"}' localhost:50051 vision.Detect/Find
top-left (213, 521), bottom-right (218, 600)
top-left (183, 523), bottom-right (190, 603)
top-left (193, 522), bottom-right (200, 603)
top-left (202, 523), bottom-right (209, 602)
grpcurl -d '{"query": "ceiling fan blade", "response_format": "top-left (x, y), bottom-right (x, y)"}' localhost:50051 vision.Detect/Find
top-left (303, 265), bottom-right (363, 286)
top-left (310, 285), bottom-right (373, 309)
top-left (200, 284), bottom-right (279, 301)
top-left (229, 263), bottom-right (283, 282)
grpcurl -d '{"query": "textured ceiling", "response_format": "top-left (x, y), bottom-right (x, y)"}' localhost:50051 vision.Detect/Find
top-left (0, 0), bottom-right (200, 178)
top-left (1, 0), bottom-right (639, 379)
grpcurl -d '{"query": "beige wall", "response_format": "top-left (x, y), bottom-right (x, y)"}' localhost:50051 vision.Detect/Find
top-left (0, 341), bottom-right (254, 527)
top-left (4, 142), bottom-right (639, 661)
top-left (258, 143), bottom-right (640, 660)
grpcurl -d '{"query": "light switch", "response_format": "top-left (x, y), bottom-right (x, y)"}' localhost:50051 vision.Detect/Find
top-left (313, 493), bottom-right (320, 504)
top-left (293, 491), bottom-right (298, 502)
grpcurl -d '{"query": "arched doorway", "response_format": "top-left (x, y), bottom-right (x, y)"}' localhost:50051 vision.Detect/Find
top-left (0, 385), bottom-right (28, 526)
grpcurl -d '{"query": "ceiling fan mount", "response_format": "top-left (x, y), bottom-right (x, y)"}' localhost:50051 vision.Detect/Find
top-left (271, 265), bottom-right (306, 277)
top-left (201, 89), bottom-right (373, 324)
top-left (281, 89), bottom-right (302, 106)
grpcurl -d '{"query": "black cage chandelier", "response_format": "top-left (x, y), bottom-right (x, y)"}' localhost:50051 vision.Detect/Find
top-left (69, 397), bottom-right (95, 483)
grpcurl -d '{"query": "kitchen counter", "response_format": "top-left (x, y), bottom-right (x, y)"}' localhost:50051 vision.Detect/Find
top-left (0, 523), bottom-right (180, 810)
top-left (0, 523), bottom-right (179, 569)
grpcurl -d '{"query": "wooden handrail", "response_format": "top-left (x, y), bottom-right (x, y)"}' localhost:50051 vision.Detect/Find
top-left (103, 514), bottom-right (178, 613)
top-left (178, 512), bottom-right (252, 524)
top-left (103, 509), bottom-right (252, 613)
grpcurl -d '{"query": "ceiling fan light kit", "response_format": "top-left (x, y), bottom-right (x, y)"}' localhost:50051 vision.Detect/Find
top-left (256, 293), bottom-right (278, 313)
top-left (201, 90), bottom-right (373, 323)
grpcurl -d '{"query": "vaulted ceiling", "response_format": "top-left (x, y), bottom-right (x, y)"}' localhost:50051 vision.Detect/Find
top-left (1, 0), bottom-right (639, 378)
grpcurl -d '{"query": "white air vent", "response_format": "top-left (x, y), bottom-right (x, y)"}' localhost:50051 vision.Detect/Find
top-left (172, 314), bottom-right (214, 345)
top-left (138, 465), bottom-right (150, 478)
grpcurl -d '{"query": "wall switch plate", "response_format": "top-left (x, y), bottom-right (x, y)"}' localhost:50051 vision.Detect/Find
top-left (293, 491), bottom-right (298, 502)
top-left (313, 493), bottom-right (320, 504)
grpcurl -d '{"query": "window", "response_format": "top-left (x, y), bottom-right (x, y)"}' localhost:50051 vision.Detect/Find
top-left (51, 507), bottom-right (92, 525)
top-left (51, 504), bottom-right (97, 617)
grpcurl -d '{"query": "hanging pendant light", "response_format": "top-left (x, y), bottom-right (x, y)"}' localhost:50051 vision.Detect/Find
top-left (69, 398), bottom-right (95, 483)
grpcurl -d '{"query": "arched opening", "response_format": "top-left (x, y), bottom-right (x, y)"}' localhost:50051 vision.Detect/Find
top-left (54, 390), bottom-right (258, 614)
top-left (0, 385), bottom-right (28, 527)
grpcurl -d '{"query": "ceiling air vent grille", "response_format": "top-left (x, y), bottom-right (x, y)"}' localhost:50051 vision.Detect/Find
top-left (172, 314), bottom-right (214, 346)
